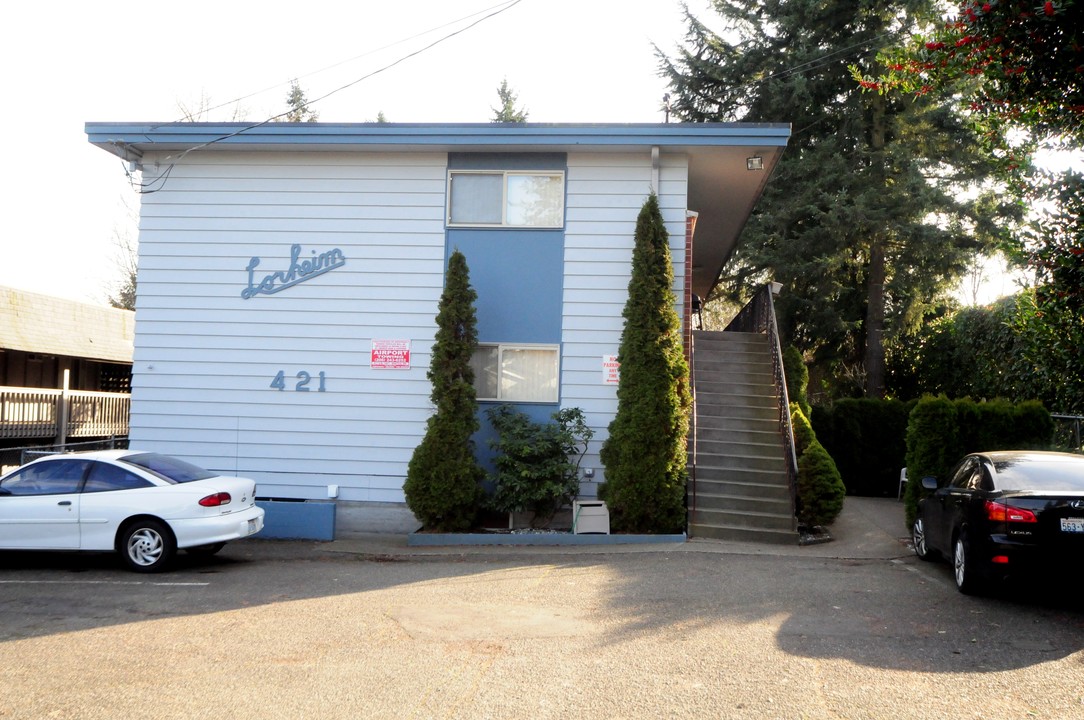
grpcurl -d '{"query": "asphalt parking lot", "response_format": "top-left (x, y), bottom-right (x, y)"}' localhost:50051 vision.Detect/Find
top-left (1, 498), bottom-right (1083, 720)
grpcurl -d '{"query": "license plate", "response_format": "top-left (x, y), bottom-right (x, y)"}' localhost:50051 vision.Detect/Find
top-left (1060, 518), bottom-right (1084, 533)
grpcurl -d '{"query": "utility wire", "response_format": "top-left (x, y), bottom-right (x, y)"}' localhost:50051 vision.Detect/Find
top-left (187, 0), bottom-right (521, 122)
top-left (130, 0), bottom-right (524, 193)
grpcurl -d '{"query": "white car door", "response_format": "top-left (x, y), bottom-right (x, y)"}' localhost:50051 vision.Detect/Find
top-left (76, 461), bottom-right (159, 550)
top-left (0, 458), bottom-right (89, 549)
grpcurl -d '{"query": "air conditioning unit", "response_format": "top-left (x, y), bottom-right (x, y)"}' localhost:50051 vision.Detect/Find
top-left (573, 500), bottom-right (609, 535)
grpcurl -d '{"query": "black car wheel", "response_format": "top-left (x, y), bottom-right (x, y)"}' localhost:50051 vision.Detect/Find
top-left (912, 517), bottom-right (938, 561)
top-left (953, 530), bottom-right (986, 595)
top-left (120, 519), bottom-right (176, 573)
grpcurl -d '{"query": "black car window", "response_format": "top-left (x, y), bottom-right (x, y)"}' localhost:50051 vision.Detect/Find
top-left (949, 458), bottom-right (977, 489)
top-left (119, 453), bottom-right (216, 484)
top-left (83, 462), bottom-right (155, 493)
top-left (0, 459), bottom-right (90, 496)
top-left (992, 458), bottom-right (1084, 492)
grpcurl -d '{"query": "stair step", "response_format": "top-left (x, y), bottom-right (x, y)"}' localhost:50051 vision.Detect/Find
top-left (689, 506), bottom-right (797, 532)
top-left (694, 400), bottom-right (780, 422)
top-left (688, 329), bottom-right (796, 545)
top-left (692, 492), bottom-right (792, 514)
top-left (690, 477), bottom-right (792, 502)
top-left (693, 428), bottom-right (782, 445)
top-left (691, 453), bottom-right (786, 473)
top-left (694, 382), bottom-right (779, 399)
top-left (695, 436), bottom-right (783, 455)
top-left (694, 415), bottom-right (780, 432)
top-left (688, 523), bottom-right (798, 545)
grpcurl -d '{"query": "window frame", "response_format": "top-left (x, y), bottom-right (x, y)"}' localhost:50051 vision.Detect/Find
top-left (447, 170), bottom-right (565, 228)
top-left (471, 343), bottom-right (560, 403)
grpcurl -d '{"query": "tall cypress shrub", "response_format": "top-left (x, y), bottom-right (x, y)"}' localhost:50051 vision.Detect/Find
top-left (404, 250), bottom-right (485, 531)
top-left (598, 194), bottom-right (692, 533)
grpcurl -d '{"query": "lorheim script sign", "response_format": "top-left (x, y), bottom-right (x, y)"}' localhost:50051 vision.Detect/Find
top-left (242, 244), bottom-right (346, 299)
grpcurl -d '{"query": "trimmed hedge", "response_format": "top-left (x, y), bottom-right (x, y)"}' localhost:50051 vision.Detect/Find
top-left (811, 398), bottom-right (916, 497)
top-left (903, 396), bottom-right (1055, 527)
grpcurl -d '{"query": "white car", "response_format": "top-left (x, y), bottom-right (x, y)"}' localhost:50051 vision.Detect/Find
top-left (0, 450), bottom-right (264, 572)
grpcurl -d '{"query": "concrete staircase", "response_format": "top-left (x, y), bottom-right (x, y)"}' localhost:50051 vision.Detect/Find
top-left (688, 331), bottom-right (798, 544)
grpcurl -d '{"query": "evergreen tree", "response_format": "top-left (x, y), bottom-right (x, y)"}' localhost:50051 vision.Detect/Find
top-left (403, 250), bottom-right (485, 531)
top-left (281, 79), bottom-right (319, 122)
top-left (598, 194), bottom-right (691, 533)
top-left (660, 0), bottom-right (1009, 398)
top-left (491, 78), bottom-right (529, 122)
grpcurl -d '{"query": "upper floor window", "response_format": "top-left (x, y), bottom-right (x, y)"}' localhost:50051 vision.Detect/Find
top-left (448, 171), bottom-right (564, 228)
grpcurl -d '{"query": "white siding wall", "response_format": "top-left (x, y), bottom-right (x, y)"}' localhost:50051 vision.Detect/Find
top-left (562, 152), bottom-right (689, 495)
top-left (130, 148), bottom-right (688, 504)
top-left (131, 151), bottom-right (448, 501)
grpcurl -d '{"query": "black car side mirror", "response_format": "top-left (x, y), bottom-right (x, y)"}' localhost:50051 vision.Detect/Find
top-left (921, 476), bottom-right (939, 491)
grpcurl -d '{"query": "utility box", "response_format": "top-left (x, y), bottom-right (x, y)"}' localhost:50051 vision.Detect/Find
top-left (573, 500), bottom-right (610, 535)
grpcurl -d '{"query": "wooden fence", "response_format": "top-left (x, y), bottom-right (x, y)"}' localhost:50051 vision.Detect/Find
top-left (0, 386), bottom-right (130, 441)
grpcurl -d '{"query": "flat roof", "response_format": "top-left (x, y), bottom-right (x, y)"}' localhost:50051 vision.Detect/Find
top-left (86, 122), bottom-right (790, 296)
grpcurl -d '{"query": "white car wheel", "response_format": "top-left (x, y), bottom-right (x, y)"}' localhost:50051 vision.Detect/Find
top-left (121, 520), bottom-right (175, 573)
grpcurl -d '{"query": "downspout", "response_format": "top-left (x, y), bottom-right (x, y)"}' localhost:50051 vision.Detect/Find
top-left (651, 146), bottom-right (660, 195)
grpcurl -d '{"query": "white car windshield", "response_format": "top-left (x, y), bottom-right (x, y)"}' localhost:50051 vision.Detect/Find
top-left (120, 453), bottom-right (217, 484)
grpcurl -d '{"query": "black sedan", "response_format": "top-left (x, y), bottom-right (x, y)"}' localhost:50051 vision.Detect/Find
top-left (913, 451), bottom-right (1084, 595)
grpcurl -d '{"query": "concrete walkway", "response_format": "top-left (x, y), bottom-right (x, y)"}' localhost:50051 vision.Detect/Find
top-left (325, 496), bottom-right (913, 560)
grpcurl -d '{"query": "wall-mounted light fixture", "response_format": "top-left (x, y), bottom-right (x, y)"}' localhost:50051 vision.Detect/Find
top-left (746, 156), bottom-right (764, 171)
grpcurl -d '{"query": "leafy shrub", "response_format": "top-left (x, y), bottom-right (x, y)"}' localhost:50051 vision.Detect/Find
top-left (486, 406), bottom-right (594, 525)
top-left (790, 402), bottom-right (815, 456)
top-left (784, 345), bottom-right (811, 419)
top-left (796, 439), bottom-right (846, 527)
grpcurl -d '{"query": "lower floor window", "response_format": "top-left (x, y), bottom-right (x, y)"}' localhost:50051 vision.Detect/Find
top-left (470, 344), bottom-right (559, 402)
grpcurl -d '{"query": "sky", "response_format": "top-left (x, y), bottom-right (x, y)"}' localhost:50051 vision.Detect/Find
top-left (2, 0), bottom-right (1076, 308)
top-left (3, 0), bottom-right (715, 306)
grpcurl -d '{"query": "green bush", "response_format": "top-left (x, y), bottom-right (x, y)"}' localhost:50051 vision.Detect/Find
top-left (903, 395), bottom-right (1054, 527)
top-left (1014, 400), bottom-right (1056, 449)
top-left (404, 250), bottom-right (485, 532)
top-left (790, 403), bottom-right (845, 527)
top-left (811, 398), bottom-right (915, 497)
top-left (784, 345), bottom-right (811, 419)
top-left (599, 194), bottom-right (691, 534)
top-left (790, 402), bottom-right (815, 456)
top-left (903, 395), bottom-right (959, 528)
top-left (797, 439), bottom-right (846, 527)
top-left (486, 406), bottom-right (594, 525)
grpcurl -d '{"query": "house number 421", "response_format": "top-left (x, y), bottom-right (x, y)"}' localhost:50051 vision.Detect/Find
top-left (271, 370), bottom-right (327, 392)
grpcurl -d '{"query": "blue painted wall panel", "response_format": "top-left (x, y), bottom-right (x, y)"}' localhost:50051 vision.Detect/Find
top-left (448, 152), bottom-right (566, 171)
top-left (447, 230), bottom-right (563, 343)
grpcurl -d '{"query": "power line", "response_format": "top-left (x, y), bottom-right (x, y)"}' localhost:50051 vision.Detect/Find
top-left (131, 0), bottom-right (524, 193)
top-left (187, 0), bottom-right (522, 122)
